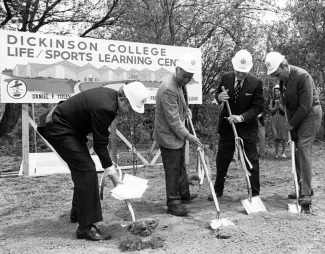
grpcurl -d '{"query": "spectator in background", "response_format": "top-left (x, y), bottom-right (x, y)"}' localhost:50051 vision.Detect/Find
top-left (269, 84), bottom-right (287, 158)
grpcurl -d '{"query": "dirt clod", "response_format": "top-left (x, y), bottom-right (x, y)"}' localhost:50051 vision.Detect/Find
top-left (119, 235), bottom-right (164, 251)
top-left (213, 226), bottom-right (237, 239)
top-left (126, 218), bottom-right (159, 236)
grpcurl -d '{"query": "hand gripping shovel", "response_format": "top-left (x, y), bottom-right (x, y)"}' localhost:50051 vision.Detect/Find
top-left (221, 86), bottom-right (267, 214)
top-left (188, 117), bottom-right (234, 229)
top-left (99, 162), bottom-right (136, 221)
top-left (284, 108), bottom-right (301, 214)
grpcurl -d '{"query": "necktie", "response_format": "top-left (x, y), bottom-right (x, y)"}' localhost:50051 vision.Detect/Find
top-left (182, 86), bottom-right (188, 104)
top-left (234, 80), bottom-right (241, 102)
top-left (281, 82), bottom-right (287, 102)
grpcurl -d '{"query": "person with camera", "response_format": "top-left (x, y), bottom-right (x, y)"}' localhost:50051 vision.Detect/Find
top-left (269, 84), bottom-right (288, 158)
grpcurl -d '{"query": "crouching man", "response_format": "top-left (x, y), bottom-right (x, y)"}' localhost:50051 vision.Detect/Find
top-left (38, 82), bottom-right (148, 240)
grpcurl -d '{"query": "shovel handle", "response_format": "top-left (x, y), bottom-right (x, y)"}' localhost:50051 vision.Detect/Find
top-left (188, 117), bottom-right (221, 216)
top-left (221, 86), bottom-right (238, 137)
top-left (188, 115), bottom-right (197, 137)
top-left (198, 149), bottom-right (220, 215)
top-left (283, 107), bottom-right (300, 208)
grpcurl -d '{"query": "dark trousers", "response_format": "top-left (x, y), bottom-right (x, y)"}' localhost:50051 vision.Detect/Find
top-left (159, 144), bottom-right (191, 207)
top-left (38, 125), bottom-right (102, 227)
top-left (214, 138), bottom-right (260, 196)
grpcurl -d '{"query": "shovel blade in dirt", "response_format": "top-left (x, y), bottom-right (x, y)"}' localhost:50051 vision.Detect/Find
top-left (288, 203), bottom-right (301, 213)
top-left (209, 218), bottom-right (235, 229)
top-left (241, 196), bottom-right (267, 214)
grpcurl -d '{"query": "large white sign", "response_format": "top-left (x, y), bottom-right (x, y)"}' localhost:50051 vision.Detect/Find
top-left (0, 30), bottom-right (202, 104)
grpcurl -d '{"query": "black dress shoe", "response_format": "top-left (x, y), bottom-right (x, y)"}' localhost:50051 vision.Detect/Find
top-left (70, 208), bottom-right (78, 223)
top-left (181, 194), bottom-right (198, 203)
top-left (208, 192), bottom-right (223, 201)
top-left (299, 195), bottom-right (312, 205)
top-left (76, 225), bottom-right (111, 241)
top-left (288, 189), bottom-right (314, 199)
top-left (167, 204), bottom-right (188, 216)
top-left (301, 204), bottom-right (311, 214)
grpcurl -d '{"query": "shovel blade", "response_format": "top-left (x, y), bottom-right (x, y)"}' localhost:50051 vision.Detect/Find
top-left (241, 196), bottom-right (267, 214)
top-left (288, 203), bottom-right (301, 213)
top-left (209, 218), bottom-right (234, 229)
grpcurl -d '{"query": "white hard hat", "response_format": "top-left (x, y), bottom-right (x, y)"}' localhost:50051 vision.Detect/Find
top-left (123, 81), bottom-right (148, 113)
top-left (265, 52), bottom-right (285, 75)
top-left (231, 49), bottom-right (253, 73)
top-left (273, 84), bottom-right (280, 91)
top-left (177, 53), bottom-right (198, 74)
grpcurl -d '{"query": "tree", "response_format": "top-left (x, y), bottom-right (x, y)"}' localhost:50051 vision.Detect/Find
top-left (266, 0), bottom-right (325, 138)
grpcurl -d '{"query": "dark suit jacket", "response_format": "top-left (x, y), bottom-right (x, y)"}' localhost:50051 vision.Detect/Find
top-left (38, 87), bottom-right (118, 168)
top-left (279, 65), bottom-right (321, 129)
top-left (215, 71), bottom-right (264, 140)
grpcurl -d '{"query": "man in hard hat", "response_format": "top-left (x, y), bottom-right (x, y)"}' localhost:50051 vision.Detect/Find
top-left (209, 49), bottom-right (264, 201)
top-left (265, 52), bottom-right (322, 207)
top-left (154, 53), bottom-right (203, 216)
top-left (37, 82), bottom-right (149, 240)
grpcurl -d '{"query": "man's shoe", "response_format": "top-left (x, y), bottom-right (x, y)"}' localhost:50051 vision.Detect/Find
top-left (76, 225), bottom-right (111, 241)
top-left (181, 194), bottom-right (198, 203)
top-left (288, 189), bottom-right (314, 199)
top-left (167, 204), bottom-right (188, 216)
top-left (301, 204), bottom-right (312, 214)
top-left (70, 208), bottom-right (78, 223)
top-left (299, 195), bottom-right (312, 205)
top-left (208, 192), bottom-right (223, 201)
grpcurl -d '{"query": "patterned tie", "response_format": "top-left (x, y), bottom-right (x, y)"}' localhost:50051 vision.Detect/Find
top-left (234, 80), bottom-right (241, 103)
top-left (283, 82), bottom-right (287, 99)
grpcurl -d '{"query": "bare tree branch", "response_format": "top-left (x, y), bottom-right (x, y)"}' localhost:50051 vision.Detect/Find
top-left (0, 0), bottom-right (13, 26)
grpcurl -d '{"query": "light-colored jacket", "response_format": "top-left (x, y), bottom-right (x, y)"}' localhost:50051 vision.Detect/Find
top-left (153, 74), bottom-right (190, 149)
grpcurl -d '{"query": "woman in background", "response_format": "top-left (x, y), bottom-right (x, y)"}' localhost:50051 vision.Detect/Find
top-left (269, 85), bottom-right (288, 158)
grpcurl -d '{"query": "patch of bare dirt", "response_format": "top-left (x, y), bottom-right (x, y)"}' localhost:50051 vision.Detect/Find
top-left (0, 143), bottom-right (325, 253)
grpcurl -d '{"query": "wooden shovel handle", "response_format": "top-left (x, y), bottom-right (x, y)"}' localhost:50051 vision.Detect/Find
top-left (221, 86), bottom-right (238, 137)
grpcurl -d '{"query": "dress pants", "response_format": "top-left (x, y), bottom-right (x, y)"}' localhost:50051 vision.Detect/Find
top-left (214, 138), bottom-right (260, 196)
top-left (294, 105), bottom-right (322, 196)
top-left (38, 121), bottom-right (102, 227)
top-left (258, 121), bottom-right (266, 157)
top-left (159, 144), bottom-right (191, 207)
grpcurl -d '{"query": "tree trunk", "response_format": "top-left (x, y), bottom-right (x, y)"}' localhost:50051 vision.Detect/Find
top-left (0, 104), bottom-right (22, 138)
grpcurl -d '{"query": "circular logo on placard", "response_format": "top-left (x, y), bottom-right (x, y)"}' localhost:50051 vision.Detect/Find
top-left (191, 60), bottom-right (196, 66)
top-left (266, 62), bottom-right (271, 68)
top-left (7, 80), bottom-right (27, 99)
top-left (240, 59), bottom-right (246, 64)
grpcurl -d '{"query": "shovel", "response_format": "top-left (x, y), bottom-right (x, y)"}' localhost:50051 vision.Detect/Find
top-left (188, 117), bottom-right (234, 229)
top-left (221, 86), bottom-right (267, 214)
top-left (284, 108), bottom-right (301, 214)
top-left (99, 162), bottom-right (135, 221)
